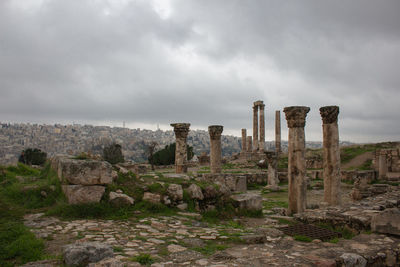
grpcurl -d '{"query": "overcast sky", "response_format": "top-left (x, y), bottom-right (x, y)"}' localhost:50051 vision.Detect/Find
top-left (1, 0), bottom-right (399, 142)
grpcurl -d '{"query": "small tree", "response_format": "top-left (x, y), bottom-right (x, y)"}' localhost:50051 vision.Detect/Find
top-left (19, 148), bottom-right (47, 165)
top-left (150, 143), bottom-right (194, 166)
top-left (147, 141), bottom-right (158, 171)
top-left (103, 143), bottom-right (124, 164)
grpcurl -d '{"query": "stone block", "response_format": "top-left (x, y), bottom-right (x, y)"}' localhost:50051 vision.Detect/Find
top-left (62, 185), bottom-right (105, 204)
top-left (63, 242), bottom-right (113, 266)
top-left (54, 157), bottom-right (113, 185)
top-left (167, 184), bottom-right (183, 202)
top-left (371, 208), bottom-right (400, 236)
top-left (109, 191), bottom-right (134, 206)
top-left (231, 193), bottom-right (262, 211)
top-left (143, 192), bottom-right (161, 204)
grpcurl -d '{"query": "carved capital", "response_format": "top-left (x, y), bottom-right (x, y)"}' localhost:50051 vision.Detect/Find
top-left (320, 106), bottom-right (339, 124)
top-left (259, 103), bottom-right (265, 110)
top-left (283, 106), bottom-right (310, 128)
top-left (208, 125), bottom-right (223, 140)
top-left (170, 123), bottom-right (190, 138)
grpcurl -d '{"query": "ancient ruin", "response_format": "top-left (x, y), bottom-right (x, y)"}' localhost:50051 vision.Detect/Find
top-left (320, 105), bottom-right (341, 205)
top-left (208, 125), bottom-right (223, 174)
top-left (252, 100), bottom-right (265, 152)
top-left (265, 151), bottom-right (279, 190)
top-left (284, 106), bottom-right (310, 215)
top-left (241, 128), bottom-right (247, 153)
top-left (170, 123), bottom-right (190, 173)
top-left (275, 110), bottom-right (281, 153)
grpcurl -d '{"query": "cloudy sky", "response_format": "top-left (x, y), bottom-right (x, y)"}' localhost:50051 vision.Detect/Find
top-left (1, 0), bottom-right (399, 142)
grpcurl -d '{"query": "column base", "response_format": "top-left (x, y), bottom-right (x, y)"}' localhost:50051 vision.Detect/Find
top-left (176, 164), bottom-right (188, 174)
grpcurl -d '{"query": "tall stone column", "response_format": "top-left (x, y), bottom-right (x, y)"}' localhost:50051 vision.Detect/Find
top-left (209, 125), bottom-right (223, 174)
top-left (265, 151), bottom-right (279, 189)
top-left (275, 110), bottom-right (281, 153)
top-left (259, 104), bottom-right (265, 152)
top-left (170, 123), bottom-right (190, 174)
top-left (246, 136), bottom-right (253, 153)
top-left (320, 106), bottom-right (341, 206)
top-left (379, 151), bottom-right (387, 180)
top-left (283, 106), bottom-right (310, 215)
top-left (253, 105), bottom-right (259, 152)
top-left (241, 129), bottom-right (247, 153)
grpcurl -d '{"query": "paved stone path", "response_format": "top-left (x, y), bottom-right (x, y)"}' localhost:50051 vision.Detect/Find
top-left (24, 208), bottom-right (400, 266)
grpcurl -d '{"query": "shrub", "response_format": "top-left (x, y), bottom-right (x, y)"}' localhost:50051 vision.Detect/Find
top-left (103, 143), bottom-right (124, 164)
top-left (150, 143), bottom-right (194, 166)
top-left (19, 148), bottom-right (47, 166)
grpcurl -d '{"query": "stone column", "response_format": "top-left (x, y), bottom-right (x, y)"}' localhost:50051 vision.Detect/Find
top-left (209, 125), bottom-right (223, 174)
top-left (283, 106), bottom-right (310, 215)
top-left (378, 151), bottom-right (387, 180)
top-left (253, 104), bottom-right (259, 152)
top-left (320, 106), bottom-right (341, 206)
top-left (265, 151), bottom-right (279, 189)
top-left (246, 136), bottom-right (253, 153)
top-left (259, 104), bottom-right (265, 152)
top-left (241, 129), bottom-right (247, 153)
top-left (170, 123), bottom-right (190, 174)
top-left (275, 110), bottom-right (281, 153)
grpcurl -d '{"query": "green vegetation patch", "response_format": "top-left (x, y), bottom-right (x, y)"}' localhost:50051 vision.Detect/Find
top-left (130, 253), bottom-right (155, 265)
top-left (192, 241), bottom-right (229, 255)
top-left (294, 235), bottom-right (312, 242)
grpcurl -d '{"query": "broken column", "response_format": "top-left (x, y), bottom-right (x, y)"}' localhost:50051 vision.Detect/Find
top-left (275, 110), bottom-right (281, 153)
top-left (209, 125), bottom-right (223, 174)
top-left (259, 103), bottom-right (265, 152)
top-left (379, 151), bottom-right (387, 180)
top-left (265, 151), bottom-right (279, 190)
top-left (253, 104), bottom-right (259, 152)
top-left (320, 106), bottom-right (341, 206)
top-left (241, 128), bottom-right (247, 153)
top-left (246, 136), bottom-right (253, 153)
top-left (283, 106), bottom-right (310, 215)
top-left (170, 123), bottom-right (190, 174)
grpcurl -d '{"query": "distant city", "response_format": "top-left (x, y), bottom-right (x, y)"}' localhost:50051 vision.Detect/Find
top-left (0, 122), bottom-right (354, 165)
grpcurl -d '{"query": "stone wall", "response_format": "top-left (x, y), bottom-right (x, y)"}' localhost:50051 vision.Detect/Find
top-left (51, 156), bottom-right (114, 204)
top-left (373, 148), bottom-right (400, 172)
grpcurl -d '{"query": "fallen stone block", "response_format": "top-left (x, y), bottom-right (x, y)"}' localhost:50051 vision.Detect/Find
top-left (231, 193), bottom-right (262, 211)
top-left (371, 208), bottom-right (400, 236)
top-left (62, 185), bottom-right (105, 204)
top-left (63, 242), bottom-right (113, 266)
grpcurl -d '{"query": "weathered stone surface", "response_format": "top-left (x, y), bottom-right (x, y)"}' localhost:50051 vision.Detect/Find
top-left (142, 192), bottom-right (161, 204)
top-left (171, 123), bottom-right (190, 174)
top-left (166, 184), bottom-right (183, 202)
top-left (241, 129), bottom-right (247, 152)
top-left (201, 174), bottom-right (247, 192)
top-left (63, 242), bottom-right (113, 266)
top-left (209, 125), bottom-right (223, 174)
top-left (54, 157), bottom-right (113, 185)
top-left (320, 105), bottom-right (341, 206)
top-left (275, 110), bottom-right (281, 153)
top-left (62, 185), bottom-right (105, 204)
top-left (20, 259), bottom-right (60, 267)
top-left (339, 253), bottom-right (367, 267)
top-left (177, 203), bottom-right (188, 210)
top-left (88, 257), bottom-right (124, 267)
top-left (203, 185), bottom-right (218, 199)
top-left (109, 191), bottom-right (134, 206)
top-left (231, 193), bottom-right (262, 210)
top-left (371, 208), bottom-right (400, 236)
top-left (187, 184), bottom-right (204, 200)
top-left (167, 244), bottom-right (187, 253)
top-left (240, 234), bottom-right (266, 244)
top-left (284, 106), bottom-right (310, 215)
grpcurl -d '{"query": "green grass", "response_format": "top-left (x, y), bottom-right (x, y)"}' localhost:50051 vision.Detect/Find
top-left (316, 222), bottom-right (356, 240)
top-left (222, 163), bottom-right (235, 169)
top-left (278, 156), bottom-right (288, 169)
top-left (192, 241), bottom-right (229, 255)
top-left (113, 246), bottom-right (124, 253)
top-left (263, 200), bottom-right (288, 210)
top-left (130, 253), bottom-right (155, 265)
top-left (294, 235), bottom-right (312, 242)
top-left (329, 237), bottom-right (339, 243)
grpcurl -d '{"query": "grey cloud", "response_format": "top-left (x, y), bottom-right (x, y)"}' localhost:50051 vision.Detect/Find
top-left (0, 0), bottom-right (399, 142)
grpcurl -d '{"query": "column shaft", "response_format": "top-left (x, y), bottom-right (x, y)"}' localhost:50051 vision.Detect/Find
top-left (253, 105), bottom-right (259, 152)
top-left (209, 125), bottom-right (223, 174)
top-left (241, 129), bottom-right (247, 152)
top-left (170, 123), bottom-right (190, 174)
top-left (284, 106), bottom-right (310, 215)
top-left (259, 104), bottom-right (265, 151)
top-left (246, 136), bottom-right (252, 153)
top-left (320, 106), bottom-right (341, 206)
top-left (379, 152), bottom-right (387, 179)
top-left (275, 110), bottom-right (281, 153)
